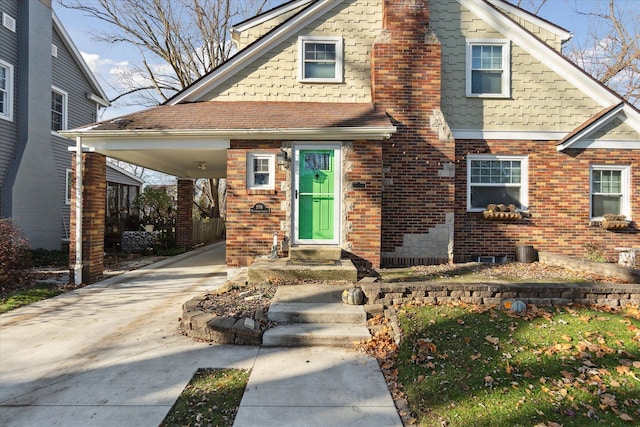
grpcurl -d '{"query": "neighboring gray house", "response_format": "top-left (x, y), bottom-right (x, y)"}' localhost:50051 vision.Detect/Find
top-left (0, 0), bottom-right (110, 249)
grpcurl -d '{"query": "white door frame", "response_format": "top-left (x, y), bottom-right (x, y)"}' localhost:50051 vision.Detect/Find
top-left (292, 143), bottom-right (341, 245)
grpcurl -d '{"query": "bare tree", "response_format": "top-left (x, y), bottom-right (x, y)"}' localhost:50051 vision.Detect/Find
top-left (567, 0), bottom-right (639, 105)
top-left (515, 0), bottom-right (549, 15)
top-left (58, 0), bottom-right (270, 106)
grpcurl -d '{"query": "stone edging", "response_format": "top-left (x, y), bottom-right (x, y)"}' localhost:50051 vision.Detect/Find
top-left (360, 281), bottom-right (640, 308)
top-left (179, 276), bottom-right (264, 345)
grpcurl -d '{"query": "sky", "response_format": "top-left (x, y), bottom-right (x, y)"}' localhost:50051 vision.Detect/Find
top-left (52, 0), bottom-right (635, 121)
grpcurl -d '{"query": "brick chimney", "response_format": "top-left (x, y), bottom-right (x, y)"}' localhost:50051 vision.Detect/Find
top-left (373, 0), bottom-right (455, 266)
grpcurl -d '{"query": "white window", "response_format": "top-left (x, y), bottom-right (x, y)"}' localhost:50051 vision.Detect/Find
top-left (298, 36), bottom-right (343, 83)
top-left (65, 169), bottom-right (72, 205)
top-left (466, 39), bottom-right (510, 97)
top-left (51, 86), bottom-right (68, 132)
top-left (52, 44), bottom-right (58, 58)
top-left (0, 60), bottom-right (13, 121)
top-left (590, 165), bottom-right (630, 220)
top-left (467, 155), bottom-right (528, 211)
top-left (247, 153), bottom-right (275, 190)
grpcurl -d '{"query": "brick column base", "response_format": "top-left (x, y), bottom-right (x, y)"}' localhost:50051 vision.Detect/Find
top-left (69, 152), bottom-right (106, 284)
top-left (176, 179), bottom-right (194, 250)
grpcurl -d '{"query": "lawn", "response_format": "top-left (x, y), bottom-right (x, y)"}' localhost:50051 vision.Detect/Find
top-left (374, 303), bottom-right (640, 426)
top-left (160, 368), bottom-right (249, 426)
top-left (0, 284), bottom-right (63, 314)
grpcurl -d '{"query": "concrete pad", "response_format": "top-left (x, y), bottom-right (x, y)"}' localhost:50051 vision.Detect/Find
top-left (234, 346), bottom-right (402, 427)
top-left (0, 243), bottom-right (260, 427)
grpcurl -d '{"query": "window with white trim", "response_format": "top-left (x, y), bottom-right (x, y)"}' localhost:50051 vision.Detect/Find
top-left (51, 87), bottom-right (68, 132)
top-left (0, 60), bottom-right (13, 121)
top-left (466, 39), bottom-right (510, 97)
top-left (298, 36), bottom-right (343, 83)
top-left (247, 153), bottom-right (275, 190)
top-left (590, 165), bottom-right (630, 219)
top-left (467, 155), bottom-right (528, 211)
top-left (65, 169), bottom-right (72, 205)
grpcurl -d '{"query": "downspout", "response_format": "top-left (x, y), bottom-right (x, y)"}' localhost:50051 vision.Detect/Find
top-left (74, 136), bottom-right (83, 284)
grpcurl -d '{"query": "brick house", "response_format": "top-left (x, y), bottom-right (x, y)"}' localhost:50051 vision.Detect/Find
top-left (62, 0), bottom-right (639, 283)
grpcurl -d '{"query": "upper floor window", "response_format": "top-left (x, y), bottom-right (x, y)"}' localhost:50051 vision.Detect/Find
top-left (247, 153), bottom-right (275, 190)
top-left (0, 60), bottom-right (13, 121)
top-left (590, 165), bottom-right (630, 220)
top-left (467, 155), bottom-right (528, 211)
top-left (51, 87), bottom-right (68, 132)
top-left (466, 39), bottom-right (510, 98)
top-left (298, 36), bottom-right (343, 83)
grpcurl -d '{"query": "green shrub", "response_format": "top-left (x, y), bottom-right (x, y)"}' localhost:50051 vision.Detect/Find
top-left (30, 248), bottom-right (69, 267)
top-left (0, 219), bottom-right (32, 291)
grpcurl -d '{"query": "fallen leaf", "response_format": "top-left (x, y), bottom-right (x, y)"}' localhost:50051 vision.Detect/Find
top-left (620, 413), bottom-right (634, 421)
top-left (485, 335), bottom-right (499, 345)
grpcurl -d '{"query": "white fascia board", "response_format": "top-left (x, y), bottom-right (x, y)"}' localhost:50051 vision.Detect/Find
top-left (169, 0), bottom-right (343, 105)
top-left (458, 0), bottom-right (620, 107)
top-left (485, 0), bottom-right (572, 42)
top-left (231, 0), bottom-right (313, 34)
top-left (452, 129), bottom-right (567, 140)
top-left (558, 140), bottom-right (640, 150)
top-left (556, 104), bottom-right (626, 150)
top-left (87, 93), bottom-right (110, 107)
top-left (61, 126), bottom-right (397, 143)
top-left (52, 12), bottom-right (109, 103)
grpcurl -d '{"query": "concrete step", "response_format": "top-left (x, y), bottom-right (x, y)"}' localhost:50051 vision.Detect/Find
top-left (289, 246), bottom-right (343, 262)
top-left (248, 257), bottom-right (357, 284)
top-left (262, 323), bottom-right (371, 348)
top-left (268, 303), bottom-right (366, 324)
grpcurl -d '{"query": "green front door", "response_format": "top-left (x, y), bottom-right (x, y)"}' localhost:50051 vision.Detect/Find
top-left (297, 149), bottom-right (336, 241)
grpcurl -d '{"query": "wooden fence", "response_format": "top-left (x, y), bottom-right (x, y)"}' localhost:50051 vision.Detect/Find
top-left (193, 217), bottom-right (226, 246)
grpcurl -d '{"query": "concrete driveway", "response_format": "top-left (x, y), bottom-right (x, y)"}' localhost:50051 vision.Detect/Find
top-left (0, 243), bottom-right (259, 426)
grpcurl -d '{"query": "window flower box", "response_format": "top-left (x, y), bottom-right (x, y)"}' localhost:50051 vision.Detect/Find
top-left (602, 214), bottom-right (630, 230)
top-left (482, 204), bottom-right (522, 221)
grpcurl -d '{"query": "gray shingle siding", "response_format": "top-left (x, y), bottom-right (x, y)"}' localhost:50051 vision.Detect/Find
top-left (0, 0), bottom-right (19, 214)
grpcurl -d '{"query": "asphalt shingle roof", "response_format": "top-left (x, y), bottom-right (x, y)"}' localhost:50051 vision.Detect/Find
top-left (87, 101), bottom-right (393, 132)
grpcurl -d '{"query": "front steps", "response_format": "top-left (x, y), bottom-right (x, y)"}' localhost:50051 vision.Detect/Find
top-left (262, 284), bottom-right (371, 347)
top-left (247, 246), bottom-right (358, 284)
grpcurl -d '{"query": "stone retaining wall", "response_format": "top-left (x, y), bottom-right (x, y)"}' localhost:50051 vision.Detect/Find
top-left (539, 252), bottom-right (640, 283)
top-left (360, 282), bottom-right (640, 309)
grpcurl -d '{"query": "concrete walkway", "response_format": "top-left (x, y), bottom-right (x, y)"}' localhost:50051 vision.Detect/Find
top-left (0, 243), bottom-right (401, 426)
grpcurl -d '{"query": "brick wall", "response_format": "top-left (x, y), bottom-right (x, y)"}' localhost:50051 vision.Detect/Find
top-left (344, 140), bottom-right (383, 269)
top-left (454, 140), bottom-right (640, 262)
top-left (373, 0), bottom-right (455, 265)
top-left (226, 141), bottom-right (287, 268)
top-left (69, 152), bottom-right (106, 284)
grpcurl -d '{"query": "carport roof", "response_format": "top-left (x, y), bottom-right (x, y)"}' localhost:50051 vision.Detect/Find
top-left (61, 101), bottom-right (396, 179)
top-left (68, 101), bottom-right (396, 134)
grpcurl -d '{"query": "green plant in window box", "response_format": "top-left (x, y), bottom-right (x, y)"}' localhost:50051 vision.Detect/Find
top-left (602, 214), bottom-right (629, 230)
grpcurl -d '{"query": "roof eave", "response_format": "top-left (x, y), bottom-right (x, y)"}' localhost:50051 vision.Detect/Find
top-left (556, 103), bottom-right (627, 151)
top-left (60, 126), bottom-right (398, 141)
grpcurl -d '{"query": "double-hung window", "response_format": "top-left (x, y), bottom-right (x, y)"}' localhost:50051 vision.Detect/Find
top-left (51, 86), bottom-right (68, 132)
top-left (466, 39), bottom-right (510, 97)
top-left (247, 153), bottom-right (275, 190)
top-left (590, 165), bottom-right (630, 219)
top-left (0, 60), bottom-right (13, 121)
top-left (298, 36), bottom-right (343, 83)
top-left (467, 155), bottom-right (528, 211)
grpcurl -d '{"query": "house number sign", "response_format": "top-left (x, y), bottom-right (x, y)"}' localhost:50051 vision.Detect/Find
top-left (250, 203), bottom-right (271, 214)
